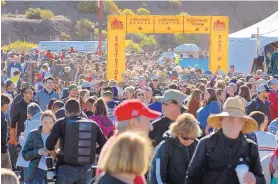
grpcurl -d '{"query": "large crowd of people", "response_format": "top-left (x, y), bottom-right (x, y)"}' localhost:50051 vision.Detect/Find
top-left (1, 48), bottom-right (278, 184)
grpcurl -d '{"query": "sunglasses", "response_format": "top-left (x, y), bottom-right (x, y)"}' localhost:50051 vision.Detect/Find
top-left (181, 136), bottom-right (195, 141)
top-left (153, 79), bottom-right (158, 82)
top-left (162, 100), bottom-right (177, 105)
top-left (137, 93), bottom-right (144, 97)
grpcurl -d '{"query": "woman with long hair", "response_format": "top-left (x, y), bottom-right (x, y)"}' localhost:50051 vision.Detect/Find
top-left (216, 89), bottom-right (226, 109)
top-left (197, 88), bottom-right (221, 135)
top-left (187, 89), bottom-right (203, 118)
top-left (22, 111), bottom-right (56, 184)
top-left (225, 85), bottom-right (235, 99)
top-left (97, 132), bottom-right (152, 184)
top-left (238, 85), bottom-right (252, 107)
top-left (88, 98), bottom-right (115, 138)
top-left (79, 89), bottom-right (90, 111)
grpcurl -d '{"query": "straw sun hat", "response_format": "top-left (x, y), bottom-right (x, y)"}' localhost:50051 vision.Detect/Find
top-left (207, 97), bottom-right (258, 134)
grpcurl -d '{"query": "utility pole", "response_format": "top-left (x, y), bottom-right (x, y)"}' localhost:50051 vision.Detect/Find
top-left (256, 27), bottom-right (260, 57)
top-left (8, 13), bottom-right (11, 49)
top-left (98, 0), bottom-right (103, 56)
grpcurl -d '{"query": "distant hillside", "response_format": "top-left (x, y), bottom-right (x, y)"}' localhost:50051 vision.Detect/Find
top-left (2, 1), bottom-right (278, 48)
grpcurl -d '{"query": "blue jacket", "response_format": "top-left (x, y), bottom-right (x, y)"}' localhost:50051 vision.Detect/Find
top-left (34, 89), bottom-right (60, 111)
top-left (107, 101), bottom-right (119, 124)
top-left (22, 126), bottom-right (44, 181)
top-left (7, 62), bottom-right (22, 77)
top-left (148, 102), bottom-right (162, 114)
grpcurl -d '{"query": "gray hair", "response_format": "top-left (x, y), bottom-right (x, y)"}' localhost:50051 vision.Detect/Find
top-left (116, 120), bottom-right (129, 133)
top-left (27, 103), bottom-right (42, 116)
top-left (116, 116), bottom-right (142, 133)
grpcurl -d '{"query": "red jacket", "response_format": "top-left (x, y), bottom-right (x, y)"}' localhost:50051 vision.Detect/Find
top-left (45, 51), bottom-right (54, 60)
top-left (70, 47), bottom-right (75, 53)
top-left (269, 91), bottom-right (278, 121)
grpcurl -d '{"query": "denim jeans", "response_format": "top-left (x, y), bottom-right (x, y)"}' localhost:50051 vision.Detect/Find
top-left (56, 164), bottom-right (92, 184)
top-left (26, 168), bottom-right (47, 184)
top-left (8, 143), bottom-right (18, 170)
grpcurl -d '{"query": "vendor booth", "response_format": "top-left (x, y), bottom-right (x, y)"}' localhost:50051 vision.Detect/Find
top-left (229, 11), bottom-right (278, 75)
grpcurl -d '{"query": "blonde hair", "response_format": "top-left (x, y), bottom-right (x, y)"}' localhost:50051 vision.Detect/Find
top-left (169, 113), bottom-right (202, 138)
top-left (1, 168), bottom-right (19, 184)
top-left (100, 132), bottom-right (153, 175)
top-left (125, 70), bottom-right (131, 77)
top-left (129, 71), bottom-right (136, 78)
top-left (42, 63), bottom-right (50, 72)
top-left (224, 76), bottom-right (230, 84)
top-left (215, 80), bottom-right (226, 90)
top-left (41, 110), bottom-right (56, 123)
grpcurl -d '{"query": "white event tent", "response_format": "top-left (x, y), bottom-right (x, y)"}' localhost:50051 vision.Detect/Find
top-left (229, 11), bottom-right (278, 74)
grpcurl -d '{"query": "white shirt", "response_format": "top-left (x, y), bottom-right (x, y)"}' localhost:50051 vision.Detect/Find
top-left (38, 133), bottom-right (50, 170)
top-left (261, 152), bottom-right (278, 184)
top-left (255, 131), bottom-right (277, 160)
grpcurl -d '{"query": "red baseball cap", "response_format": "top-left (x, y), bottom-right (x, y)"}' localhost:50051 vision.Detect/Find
top-left (114, 100), bottom-right (161, 121)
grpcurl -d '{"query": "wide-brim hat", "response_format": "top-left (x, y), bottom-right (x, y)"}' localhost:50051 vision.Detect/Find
top-left (207, 97), bottom-right (258, 134)
top-left (155, 89), bottom-right (188, 110)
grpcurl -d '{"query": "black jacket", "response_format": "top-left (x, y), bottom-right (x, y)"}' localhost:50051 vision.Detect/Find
top-left (1, 112), bottom-right (9, 153)
top-left (46, 116), bottom-right (107, 166)
top-left (51, 64), bottom-right (64, 78)
top-left (9, 94), bottom-right (23, 120)
top-left (246, 98), bottom-right (271, 122)
top-left (149, 116), bottom-right (174, 147)
top-left (11, 99), bottom-right (37, 136)
top-left (185, 131), bottom-right (266, 184)
top-left (60, 72), bottom-right (73, 82)
top-left (54, 108), bottom-right (88, 119)
top-left (149, 136), bottom-right (198, 184)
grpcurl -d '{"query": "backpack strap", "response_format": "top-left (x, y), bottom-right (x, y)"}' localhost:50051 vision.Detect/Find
top-left (203, 132), bottom-right (219, 172)
top-left (215, 136), bottom-right (253, 184)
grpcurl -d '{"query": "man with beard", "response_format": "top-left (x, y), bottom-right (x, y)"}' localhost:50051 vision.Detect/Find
top-left (246, 84), bottom-right (271, 123)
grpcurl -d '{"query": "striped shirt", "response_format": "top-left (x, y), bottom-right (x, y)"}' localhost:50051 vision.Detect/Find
top-left (269, 118), bottom-right (278, 136)
top-left (255, 131), bottom-right (277, 160)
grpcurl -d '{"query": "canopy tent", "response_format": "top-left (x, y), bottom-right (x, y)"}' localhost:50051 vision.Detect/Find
top-left (174, 44), bottom-right (200, 53)
top-left (229, 11), bottom-right (278, 74)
